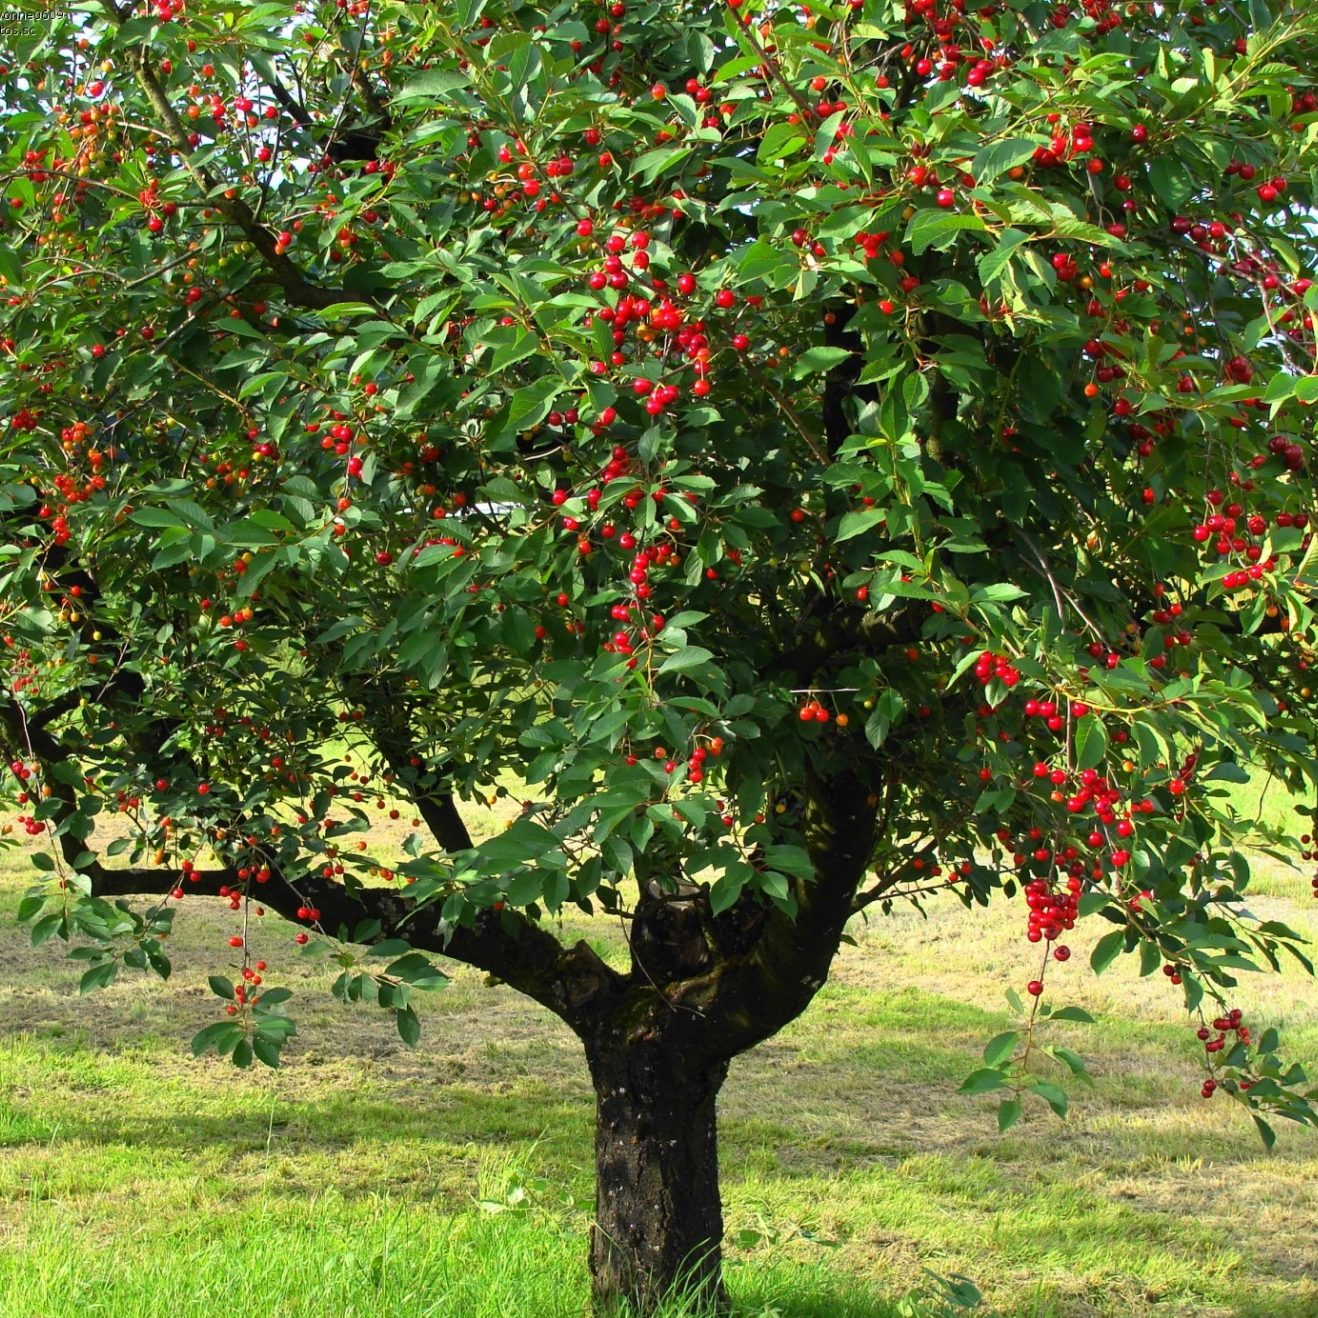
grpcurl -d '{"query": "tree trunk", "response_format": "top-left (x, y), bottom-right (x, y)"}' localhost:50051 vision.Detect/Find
top-left (587, 1040), bottom-right (730, 1315)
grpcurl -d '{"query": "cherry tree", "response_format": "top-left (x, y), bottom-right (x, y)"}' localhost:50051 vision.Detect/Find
top-left (2, 0), bottom-right (1318, 1310)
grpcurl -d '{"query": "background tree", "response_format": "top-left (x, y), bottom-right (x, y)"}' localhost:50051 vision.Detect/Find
top-left (2, 0), bottom-right (1318, 1311)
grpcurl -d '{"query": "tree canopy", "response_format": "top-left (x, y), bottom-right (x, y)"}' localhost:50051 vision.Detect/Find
top-left (2, 0), bottom-right (1318, 1307)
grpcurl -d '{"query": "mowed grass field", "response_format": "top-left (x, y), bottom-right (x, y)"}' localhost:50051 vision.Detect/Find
top-left (0, 769), bottom-right (1315, 1317)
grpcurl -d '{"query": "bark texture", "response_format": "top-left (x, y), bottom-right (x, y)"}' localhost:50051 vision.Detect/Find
top-left (588, 1040), bottom-right (730, 1315)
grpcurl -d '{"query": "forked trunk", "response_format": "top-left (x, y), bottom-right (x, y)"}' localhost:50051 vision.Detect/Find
top-left (587, 1041), bottom-right (730, 1315)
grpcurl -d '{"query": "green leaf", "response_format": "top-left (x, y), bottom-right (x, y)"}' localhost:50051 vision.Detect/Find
top-left (396, 1005), bottom-right (422, 1046)
top-left (384, 952), bottom-right (449, 990)
top-left (208, 975), bottom-right (235, 1001)
top-left (1074, 717), bottom-right (1108, 772)
top-left (79, 961), bottom-right (117, 995)
top-left (657, 646), bottom-right (715, 676)
top-left (905, 210), bottom-right (988, 255)
top-left (632, 145), bottom-right (691, 185)
top-left (1090, 930), bottom-right (1125, 976)
top-left (971, 139), bottom-right (1040, 182)
top-left (254, 1013), bottom-right (296, 1042)
top-left (983, 1031), bottom-right (1018, 1069)
top-left (129, 507), bottom-right (186, 529)
top-left (30, 913), bottom-right (65, 947)
top-left (836, 508), bottom-right (886, 541)
top-left (16, 894), bottom-right (44, 922)
top-left (959, 1067), bottom-right (1007, 1095)
top-left (508, 376), bottom-right (563, 431)
top-left (1138, 938), bottom-right (1162, 978)
top-left (790, 346), bottom-right (852, 378)
top-left (1261, 372), bottom-right (1295, 406)
top-left (971, 583), bottom-right (1026, 604)
top-left (252, 1036), bottom-right (283, 1068)
top-left (1077, 892), bottom-right (1112, 919)
top-left (1047, 1006), bottom-right (1096, 1024)
top-left (756, 121), bottom-right (808, 166)
top-left (393, 69), bottom-right (472, 100)
top-left (977, 229), bottom-right (1029, 288)
top-left (1252, 1113), bottom-right (1276, 1150)
top-left (709, 870), bottom-right (745, 915)
top-left (997, 1096), bottom-right (1021, 1132)
top-left (1047, 1047), bottom-right (1093, 1085)
top-left (191, 1021), bottom-right (241, 1058)
top-left (367, 939), bottom-right (415, 958)
top-left (1029, 1080), bottom-right (1069, 1118)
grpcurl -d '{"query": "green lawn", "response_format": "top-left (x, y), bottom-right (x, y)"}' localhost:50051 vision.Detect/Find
top-left (0, 814), bottom-right (1316, 1316)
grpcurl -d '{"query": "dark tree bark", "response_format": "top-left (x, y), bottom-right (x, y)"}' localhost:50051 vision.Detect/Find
top-left (586, 1035), bottom-right (730, 1316)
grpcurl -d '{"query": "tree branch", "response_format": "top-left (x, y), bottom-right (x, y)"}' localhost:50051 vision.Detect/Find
top-left (3, 682), bottom-right (622, 1032)
top-left (102, 3), bottom-right (366, 313)
top-left (668, 764), bottom-right (881, 1062)
top-left (87, 854), bottom-right (620, 1029)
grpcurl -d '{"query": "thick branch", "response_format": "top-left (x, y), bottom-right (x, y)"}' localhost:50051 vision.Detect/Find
top-left (668, 765), bottom-right (880, 1063)
top-left (344, 687), bottom-right (475, 854)
top-left (88, 855), bottom-right (619, 1028)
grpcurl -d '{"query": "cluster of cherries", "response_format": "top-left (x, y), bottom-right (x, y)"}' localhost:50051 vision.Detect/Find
top-left (576, 256), bottom-right (761, 412)
top-left (620, 735), bottom-right (722, 784)
top-left (1023, 873), bottom-right (1079, 958)
top-left (7, 752), bottom-right (53, 837)
top-left (1198, 1008), bottom-right (1251, 1099)
top-left (796, 697), bottom-right (839, 724)
top-left (222, 967), bottom-right (270, 1016)
top-left (973, 650), bottom-right (1021, 689)
top-left (1298, 827), bottom-right (1318, 903)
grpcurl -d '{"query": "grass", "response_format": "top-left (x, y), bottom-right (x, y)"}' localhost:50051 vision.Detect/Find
top-left (0, 794), bottom-right (1316, 1316)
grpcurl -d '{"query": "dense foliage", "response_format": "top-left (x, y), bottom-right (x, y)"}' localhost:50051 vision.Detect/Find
top-left (2, 0), bottom-right (1318, 1306)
